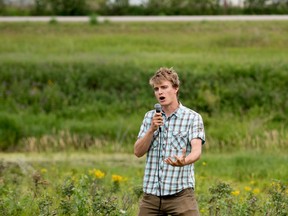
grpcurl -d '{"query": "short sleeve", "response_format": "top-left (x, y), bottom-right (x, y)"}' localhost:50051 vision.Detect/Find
top-left (137, 112), bottom-right (153, 139)
top-left (188, 113), bottom-right (205, 145)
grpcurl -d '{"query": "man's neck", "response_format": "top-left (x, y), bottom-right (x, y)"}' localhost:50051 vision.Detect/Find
top-left (163, 101), bottom-right (179, 117)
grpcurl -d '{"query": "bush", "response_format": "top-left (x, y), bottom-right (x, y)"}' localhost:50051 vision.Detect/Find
top-left (0, 114), bottom-right (24, 151)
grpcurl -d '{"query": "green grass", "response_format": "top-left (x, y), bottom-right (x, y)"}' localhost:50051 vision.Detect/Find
top-left (1, 21), bottom-right (288, 66)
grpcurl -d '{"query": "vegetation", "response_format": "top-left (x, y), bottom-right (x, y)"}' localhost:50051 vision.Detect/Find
top-left (0, 20), bottom-right (287, 215)
top-left (0, 21), bottom-right (287, 152)
top-left (1, 0), bottom-right (288, 16)
top-left (0, 151), bottom-right (287, 215)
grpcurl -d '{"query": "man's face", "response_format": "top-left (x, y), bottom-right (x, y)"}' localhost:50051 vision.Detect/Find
top-left (153, 80), bottom-right (178, 106)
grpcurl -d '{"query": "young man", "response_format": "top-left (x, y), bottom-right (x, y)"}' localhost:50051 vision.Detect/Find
top-left (134, 67), bottom-right (205, 216)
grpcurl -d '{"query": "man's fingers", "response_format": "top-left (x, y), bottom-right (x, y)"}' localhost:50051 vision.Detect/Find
top-left (182, 148), bottom-right (186, 156)
top-left (165, 157), bottom-right (173, 164)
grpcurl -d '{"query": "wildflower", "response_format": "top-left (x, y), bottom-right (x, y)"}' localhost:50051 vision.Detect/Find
top-left (200, 209), bottom-right (205, 213)
top-left (112, 174), bottom-right (125, 183)
top-left (271, 181), bottom-right (281, 190)
top-left (89, 169), bottom-right (105, 179)
top-left (231, 190), bottom-right (240, 196)
top-left (202, 162), bottom-right (207, 166)
top-left (94, 170), bottom-right (105, 179)
top-left (40, 168), bottom-right (47, 174)
top-left (71, 175), bottom-right (78, 183)
top-left (244, 186), bottom-right (252, 192)
top-left (249, 180), bottom-right (255, 185)
top-left (252, 188), bottom-right (260, 194)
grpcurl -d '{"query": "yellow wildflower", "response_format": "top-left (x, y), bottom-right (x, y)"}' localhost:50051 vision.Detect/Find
top-left (112, 174), bottom-right (125, 183)
top-left (244, 186), bottom-right (252, 192)
top-left (249, 181), bottom-right (255, 185)
top-left (71, 175), bottom-right (78, 182)
top-left (89, 169), bottom-right (105, 179)
top-left (40, 168), bottom-right (47, 174)
top-left (231, 190), bottom-right (240, 196)
top-left (202, 162), bottom-right (207, 166)
top-left (94, 169), bottom-right (105, 179)
top-left (252, 188), bottom-right (260, 194)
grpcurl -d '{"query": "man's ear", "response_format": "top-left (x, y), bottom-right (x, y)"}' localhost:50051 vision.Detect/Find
top-left (174, 86), bottom-right (179, 95)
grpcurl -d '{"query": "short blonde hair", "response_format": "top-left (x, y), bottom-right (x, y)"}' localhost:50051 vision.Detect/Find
top-left (149, 67), bottom-right (180, 89)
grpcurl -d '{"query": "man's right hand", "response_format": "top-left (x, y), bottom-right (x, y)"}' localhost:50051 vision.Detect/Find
top-left (151, 112), bottom-right (163, 131)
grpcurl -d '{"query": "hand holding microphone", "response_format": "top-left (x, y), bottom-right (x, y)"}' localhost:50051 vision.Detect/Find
top-left (151, 103), bottom-right (163, 132)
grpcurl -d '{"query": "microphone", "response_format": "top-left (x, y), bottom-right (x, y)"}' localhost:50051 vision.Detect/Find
top-left (154, 103), bottom-right (162, 113)
top-left (154, 103), bottom-right (162, 132)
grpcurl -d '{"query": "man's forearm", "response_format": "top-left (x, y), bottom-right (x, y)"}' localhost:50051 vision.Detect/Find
top-left (184, 140), bottom-right (202, 165)
top-left (134, 129), bottom-right (154, 157)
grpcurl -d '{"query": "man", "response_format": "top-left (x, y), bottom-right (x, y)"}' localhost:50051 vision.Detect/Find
top-left (134, 67), bottom-right (205, 216)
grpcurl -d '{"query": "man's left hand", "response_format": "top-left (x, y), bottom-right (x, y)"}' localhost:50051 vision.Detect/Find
top-left (164, 148), bottom-right (186, 167)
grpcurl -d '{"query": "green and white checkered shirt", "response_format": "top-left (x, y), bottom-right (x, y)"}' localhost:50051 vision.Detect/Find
top-left (138, 103), bottom-right (205, 196)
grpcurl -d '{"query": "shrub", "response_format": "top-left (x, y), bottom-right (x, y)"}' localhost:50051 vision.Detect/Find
top-left (0, 114), bottom-right (24, 151)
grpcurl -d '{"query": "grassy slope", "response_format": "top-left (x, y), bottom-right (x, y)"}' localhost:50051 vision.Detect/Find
top-left (1, 21), bottom-right (288, 66)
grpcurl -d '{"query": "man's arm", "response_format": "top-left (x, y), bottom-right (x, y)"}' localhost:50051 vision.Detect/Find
top-left (134, 128), bottom-right (154, 158)
top-left (184, 138), bottom-right (202, 165)
top-left (134, 112), bottom-right (163, 158)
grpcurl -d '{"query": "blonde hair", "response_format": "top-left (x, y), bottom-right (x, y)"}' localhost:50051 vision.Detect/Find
top-left (149, 67), bottom-right (180, 89)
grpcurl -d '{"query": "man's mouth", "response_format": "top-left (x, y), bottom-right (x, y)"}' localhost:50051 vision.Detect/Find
top-left (159, 96), bottom-right (165, 101)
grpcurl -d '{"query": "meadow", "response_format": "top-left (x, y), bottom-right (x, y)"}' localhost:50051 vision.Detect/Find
top-left (0, 151), bottom-right (287, 215)
top-left (0, 20), bottom-right (288, 215)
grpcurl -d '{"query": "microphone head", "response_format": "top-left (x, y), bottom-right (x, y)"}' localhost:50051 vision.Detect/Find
top-left (154, 103), bottom-right (162, 113)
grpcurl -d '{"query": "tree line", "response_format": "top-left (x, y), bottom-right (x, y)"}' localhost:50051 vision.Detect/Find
top-left (1, 0), bottom-right (288, 16)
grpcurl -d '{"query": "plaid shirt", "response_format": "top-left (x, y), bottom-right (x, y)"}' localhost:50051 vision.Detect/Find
top-left (137, 103), bottom-right (205, 196)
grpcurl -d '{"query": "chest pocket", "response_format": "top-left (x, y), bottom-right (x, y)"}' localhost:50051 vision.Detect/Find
top-left (171, 131), bottom-right (188, 150)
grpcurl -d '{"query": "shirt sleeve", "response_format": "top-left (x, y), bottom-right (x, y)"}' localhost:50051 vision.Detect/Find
top-left (137, 112), bottom-right (153, 139)
top-left (189, 113), bottom-right (205, 145)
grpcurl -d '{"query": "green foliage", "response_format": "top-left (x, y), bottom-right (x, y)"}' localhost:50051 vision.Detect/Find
top-left (2, 0), bottom-right (288, 16)
top-left (0, 153), bottom-right (287, 215)
top-left (1, 62), bottom-right (287, 116)
top-left (0, 114), bottom-right (24, 151)
top-left (32, 0), bottom-right (89, 16)
top-left (0, 62), bottom-right (287, 152)
top-left (48, 16), bottom-right (58, 25)
top-left (89, 13), bottom-right (99, 25)
top-left (266, 180), bottom-right (288, 216)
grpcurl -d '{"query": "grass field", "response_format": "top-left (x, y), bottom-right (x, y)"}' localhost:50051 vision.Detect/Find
top-left (1, 21), bottom-right (288, 66)
top-left (0, 20), bottom-right (288, 215)
top-left (1, 20), bottom-right (288, 153)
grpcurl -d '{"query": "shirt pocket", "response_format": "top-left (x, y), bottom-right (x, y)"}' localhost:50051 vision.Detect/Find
top-left (171, 131), bottom-right (188, 150)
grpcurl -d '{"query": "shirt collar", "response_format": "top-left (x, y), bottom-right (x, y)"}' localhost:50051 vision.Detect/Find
top-left (163, 102), bottom-right (183, 118)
